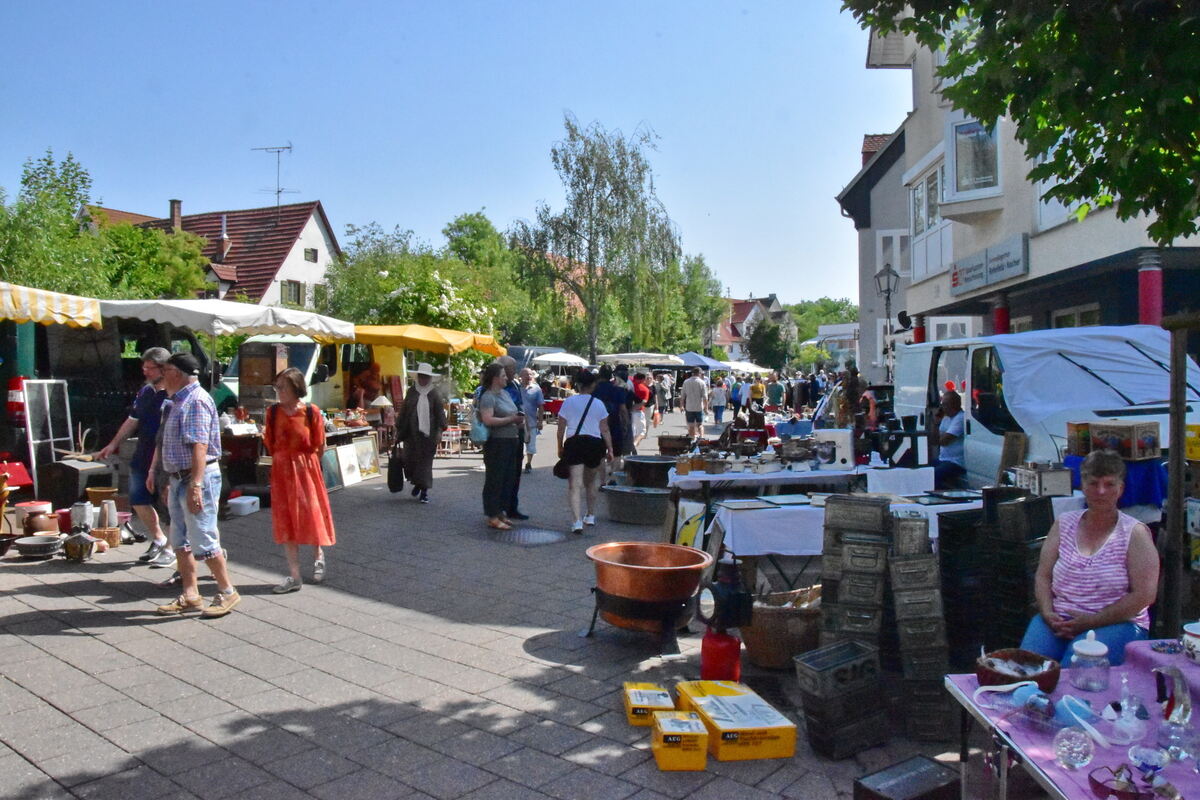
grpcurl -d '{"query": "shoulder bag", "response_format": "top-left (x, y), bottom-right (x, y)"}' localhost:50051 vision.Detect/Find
top-left (553, 395), bottom-right (595, 479)
top-left (469, 396), bottom-right (491, 446)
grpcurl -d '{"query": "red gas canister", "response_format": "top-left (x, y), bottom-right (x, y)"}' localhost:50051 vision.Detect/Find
top-left (6, 376), bottom-right (25, 426)
top-left (700, 626), bottom-right (742, 682)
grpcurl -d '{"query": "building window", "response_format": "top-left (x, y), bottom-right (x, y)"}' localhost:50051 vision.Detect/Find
top-left (909, 163), bottom-right (953, 282)
top-left (304, 247), bottom-right (318, 263)
top-left (281, 280), bottom-right (304, 306)
top-left (1052, 303), bottom-right (1101, 329)
top-left (943, 114), bottom-right (1000, 203)
top-left (876, 230), bottom-right (911, 278)
top-left (1010, 316), bottom-right (1034, 333)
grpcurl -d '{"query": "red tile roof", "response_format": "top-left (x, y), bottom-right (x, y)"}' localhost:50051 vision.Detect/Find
top-left (207, 264), bottom-right (238, 282)
top-left (139, 201), bottom-right (337, 303)
top-left (861, 134), bottom-right (891, 166)
top-left (86, 206), bottom-right (159, 226)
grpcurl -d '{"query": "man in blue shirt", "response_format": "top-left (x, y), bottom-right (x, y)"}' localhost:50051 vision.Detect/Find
top-left (933, 390), bottom-right (967, 489)
top-left (520, 368), bottom-right (545, 474)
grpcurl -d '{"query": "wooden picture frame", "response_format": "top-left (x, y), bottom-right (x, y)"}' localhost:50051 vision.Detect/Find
top-left (997, 431), bottom-right (1029, 483)
top-left (353, 436), bottom-right (381, 480)
top-left (336, 444), bottom-right (361, 486)
top-left (320, 448), bottom-right (343, 492)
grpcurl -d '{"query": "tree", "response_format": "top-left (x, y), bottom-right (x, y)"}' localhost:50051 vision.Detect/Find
top-left (795, 344), bottom-right (832, 371)
top-left (512, 113), bottom-right (681, 361)
top-left (746, 320), bottom-right (790, 369)
top-left (786, 297), bottom-right (857, 343)
top-left (101, 223), bottom-right (210, 299)
top-left (842, 1), bottom-right (1200, 245)
top-left (678, 254), bottom-right (727, 352)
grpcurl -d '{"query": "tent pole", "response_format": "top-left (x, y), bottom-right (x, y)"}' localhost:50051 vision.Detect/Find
top-left (1160, 326), bottom-right (1187, 638)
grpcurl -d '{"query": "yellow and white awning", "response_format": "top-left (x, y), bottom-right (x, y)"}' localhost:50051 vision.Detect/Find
top-left (0, 282), bottom-right (102, 328)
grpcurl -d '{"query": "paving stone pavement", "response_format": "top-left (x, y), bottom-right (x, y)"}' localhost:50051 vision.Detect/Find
top-left (0, 411), bottom-right (1044, 799)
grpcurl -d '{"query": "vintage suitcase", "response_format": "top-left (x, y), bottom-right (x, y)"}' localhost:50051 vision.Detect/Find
top-left (853, 754), bottom-right (960, 799)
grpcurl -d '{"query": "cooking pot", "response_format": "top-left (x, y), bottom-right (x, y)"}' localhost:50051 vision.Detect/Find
top-left (623, 456), bottom-right (677, 489)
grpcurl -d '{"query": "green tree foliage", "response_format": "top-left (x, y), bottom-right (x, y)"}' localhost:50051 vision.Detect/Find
top-left (746, 320), bottom-right (791, 369)
top-left (842, 1), bottom-right (1200, 244)
top-left (786, 297), bottom-right (858, 343)
top-left (101, 223), bottom-right (210, 298)
top-left (795, 344), bottom-right (832, 371)
top-left (678, 254), bottom-right (727, 352)
top-left (512, 114), bottom-right (681, 361)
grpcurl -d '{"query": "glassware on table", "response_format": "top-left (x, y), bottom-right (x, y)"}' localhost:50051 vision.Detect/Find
top-left (1053, 726), bottom-right (1094, 769)
top-left (1129, 744), bottom-right (1169, 776)
top-left (1068, 630), bottom-right (1110, 692)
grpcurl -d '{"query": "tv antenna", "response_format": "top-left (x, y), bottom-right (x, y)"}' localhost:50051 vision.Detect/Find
top-left (251, 142), bottom-right (298, 218)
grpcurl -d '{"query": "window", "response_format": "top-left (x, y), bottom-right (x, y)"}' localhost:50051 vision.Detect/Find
top-left (932, 320), bottom-right (969, 340)
top-left (952, 120), bottom-right (998, 193)
top-left (876, 230), bottom-right (911, 277)
top-left (909, 163), bottom-right (953, 282)
top-left (911, 167), bottom-right (942, 235)
top-left (1052, 303), bottom-right (1100, 329)
top-left (1010, 316), bottom-right (1034, 333)
top-left (304, 247), bottom-right (318, 263)
top-left (281, 280), bottom-right (304, 306)
top-left (930, 347), bottom-right (968, 408)
top-left (970, 347), bottom-right (1022, 435)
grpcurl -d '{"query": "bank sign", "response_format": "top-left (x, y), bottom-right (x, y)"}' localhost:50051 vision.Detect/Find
top-left (949, 233), bottom-right (1029, 296)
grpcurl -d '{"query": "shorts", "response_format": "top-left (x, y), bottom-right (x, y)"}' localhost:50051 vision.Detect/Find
top-left (525, 421), bottom-right (539, 455)
top-left (562, 435), bottom-right (607, 469)
top-left (685, 411), bottom-right (703, 424)
top-left (167, 463), bottom-right (223, 560)
top-left (632, 410), bottom-right (646, 439)
top-left (128, 466), bottom-right (155, 506)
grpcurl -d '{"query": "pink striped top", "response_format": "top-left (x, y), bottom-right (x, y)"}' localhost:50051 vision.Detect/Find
top-left (1051, 510), bottom-right (1149, 629)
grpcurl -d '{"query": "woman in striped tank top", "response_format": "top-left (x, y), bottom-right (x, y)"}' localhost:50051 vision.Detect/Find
top-left (1020, 450), bottom-right (1158, 666)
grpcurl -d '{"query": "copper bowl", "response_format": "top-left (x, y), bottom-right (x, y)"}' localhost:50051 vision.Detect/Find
top-left (586, 542), bottom-right (713, 633)
top-left (976, 648), bottom-right (1060, 693)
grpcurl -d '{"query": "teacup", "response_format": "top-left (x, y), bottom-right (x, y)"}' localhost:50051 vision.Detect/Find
top-left (1182, 622), bottom-right (1200, 663)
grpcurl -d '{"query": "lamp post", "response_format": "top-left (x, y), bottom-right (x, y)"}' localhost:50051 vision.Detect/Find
top-left (874, 262), bottom-right (900, 382)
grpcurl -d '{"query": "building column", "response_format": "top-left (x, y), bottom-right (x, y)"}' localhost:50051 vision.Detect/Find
top-left (911, 315), bottom-right (926, 344)
top-left (1138, 249), bottom-right (1164, 325)
top-left (992, 293), bottom-right (1011, 335)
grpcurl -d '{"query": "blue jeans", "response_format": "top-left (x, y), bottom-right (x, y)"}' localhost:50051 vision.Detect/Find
top-left (1019, 614), bottom-right (1147, 666)
top-left (713, 405), bottom-right (725, 423)
top-left (167, 463), bottom-right (223, 560)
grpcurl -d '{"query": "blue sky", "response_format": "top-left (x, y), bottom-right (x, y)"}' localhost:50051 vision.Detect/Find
top-left (1, 1), bottom-right (911, 304)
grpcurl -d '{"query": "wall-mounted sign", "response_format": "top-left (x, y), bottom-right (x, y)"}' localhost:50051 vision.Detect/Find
top-left (949, 233), bottom-right (1028, 296)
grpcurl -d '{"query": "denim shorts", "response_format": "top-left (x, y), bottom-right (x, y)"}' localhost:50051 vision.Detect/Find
top-left (167, 463), bottom-right (223, 560)
top-left (128, 466), bottom-right (154, 506)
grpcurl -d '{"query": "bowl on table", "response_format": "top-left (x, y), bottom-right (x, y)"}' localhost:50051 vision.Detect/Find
top-left (976, 648), bottom-right (1060, 693)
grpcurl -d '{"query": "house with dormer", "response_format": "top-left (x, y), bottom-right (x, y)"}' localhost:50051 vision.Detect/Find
top-left (89, 199), bottom-right (340, 306)
top-left (707, 294), bottom-right (798, 362)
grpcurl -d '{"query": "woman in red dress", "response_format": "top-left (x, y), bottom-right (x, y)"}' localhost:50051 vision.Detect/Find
top-left (264, 367), bottom-right (336, 593)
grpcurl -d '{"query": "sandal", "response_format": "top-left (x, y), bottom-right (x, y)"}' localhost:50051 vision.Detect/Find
top-left (487, 518), bottom-right (512, 530)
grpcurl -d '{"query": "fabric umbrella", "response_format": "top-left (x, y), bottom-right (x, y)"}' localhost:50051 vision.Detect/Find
top-left (531, 352), bottom-right (589, 367)
top-left (722, 360), bottom-right (771, 373)
top-left (0, 282), bottom-right (102, 329)
top-left (98, 298), bottom-right (355, 343)
top-left (596, 352), bottom-right (685, 366)
top-left (353, 324), bottom-right (506, 357)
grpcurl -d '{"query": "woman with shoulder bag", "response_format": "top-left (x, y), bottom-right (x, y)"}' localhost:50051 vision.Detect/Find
top-left (263, 367), bottom-right (336, 593)
top-left (556, 369), bottom-right (613, 534)
top-left (478, 363), bottom-right (523, 530)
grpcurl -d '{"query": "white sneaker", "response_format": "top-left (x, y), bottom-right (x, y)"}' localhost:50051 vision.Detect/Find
top-left (272, 576), bottom-right (301, 594)
top-left (583, 514), bottom-right (596, 526)
top-left (571, 520), bottom-right (584, 534)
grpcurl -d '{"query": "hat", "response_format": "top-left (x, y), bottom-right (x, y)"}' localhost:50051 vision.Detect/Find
top-left (414, 363), bottom-right (437, 377)
top-left (167, 352), bottom-right (201, 376)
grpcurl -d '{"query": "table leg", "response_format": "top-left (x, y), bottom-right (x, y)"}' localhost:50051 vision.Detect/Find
top-left (998, 743), bottom-right (1009, 800)
top-left (959, 707), bottom-right (971, 800)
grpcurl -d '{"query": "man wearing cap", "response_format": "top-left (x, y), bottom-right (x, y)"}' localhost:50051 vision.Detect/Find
top-left (397, 362), bottom-right (445, 503)
top-left (153, 353), bottom-right (240, 618)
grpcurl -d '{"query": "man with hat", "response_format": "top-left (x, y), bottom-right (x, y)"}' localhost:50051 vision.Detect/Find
top-left (396, 362), bottom-right (446, 503)
top-left (153, 352), bottom-right (240, 618)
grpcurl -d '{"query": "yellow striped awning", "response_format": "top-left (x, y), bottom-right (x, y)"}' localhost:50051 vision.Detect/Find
top-left (0, 282), bottom-right (102, 328)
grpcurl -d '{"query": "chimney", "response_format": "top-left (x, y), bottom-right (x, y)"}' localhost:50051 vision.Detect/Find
top-left (169, 199), bottom-right (182, 232)
top-left (217, 214), bottom-right (232, 262)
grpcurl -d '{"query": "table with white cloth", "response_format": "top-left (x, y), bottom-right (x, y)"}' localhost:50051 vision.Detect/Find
top-left (666, 465), bottom-right (865, 491)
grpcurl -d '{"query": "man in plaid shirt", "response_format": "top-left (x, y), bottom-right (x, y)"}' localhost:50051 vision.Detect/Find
top-left (152, 353), bottom-right (241, 618)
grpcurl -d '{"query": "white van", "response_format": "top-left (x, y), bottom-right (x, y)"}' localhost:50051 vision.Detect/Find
top-left (893, 326), bottom-right (1200, 487)
top-left (213, 334), bottom-right (375, 411)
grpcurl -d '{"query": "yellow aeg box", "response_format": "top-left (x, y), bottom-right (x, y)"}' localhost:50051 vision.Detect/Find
top-left (623, 682), bottom-right (674, 726)
top-left (651, 711), bottom-right (708, 771)
top-left (674, 680), bottom-right (797, 761)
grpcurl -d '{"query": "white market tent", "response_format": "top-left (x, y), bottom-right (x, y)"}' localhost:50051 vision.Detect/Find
top-left (722, 360), bottom-right (771, 374)
top-left (530, 352), bottom-right (589, 367)
top-left (97, 298), bottom-right (355, 343)
top-left (596, 352), bottom-right (685, 366)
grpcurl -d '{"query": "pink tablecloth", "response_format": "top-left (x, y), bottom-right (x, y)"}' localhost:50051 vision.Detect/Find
top-left (947, 647), bottom-right (1200, 798)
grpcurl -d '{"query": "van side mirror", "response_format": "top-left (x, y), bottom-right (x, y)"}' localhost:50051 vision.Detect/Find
top-left (311, 364), bottom-right (330, 385)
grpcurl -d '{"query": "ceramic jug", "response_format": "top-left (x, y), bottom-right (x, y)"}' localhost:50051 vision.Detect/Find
top-left (22, 509), bottom-right (58, 536)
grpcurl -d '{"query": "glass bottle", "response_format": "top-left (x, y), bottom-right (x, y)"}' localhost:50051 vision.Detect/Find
top-left (1069, 630), bottom-right (1110, 692)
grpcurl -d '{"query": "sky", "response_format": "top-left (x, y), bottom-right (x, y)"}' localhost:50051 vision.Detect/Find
top-left (1, 1), bottom-right (912, 305)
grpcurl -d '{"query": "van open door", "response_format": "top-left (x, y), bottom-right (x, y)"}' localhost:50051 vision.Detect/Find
top-left (926, 345), bottom-right (968, 465)
top-left (964, 345), bottom-right (1024, 485)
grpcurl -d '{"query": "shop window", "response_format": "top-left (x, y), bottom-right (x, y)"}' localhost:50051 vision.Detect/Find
top-left (1052, 303), bottom-right (1100, 329)
top-left (970, 347), bottom-right (1022, 435)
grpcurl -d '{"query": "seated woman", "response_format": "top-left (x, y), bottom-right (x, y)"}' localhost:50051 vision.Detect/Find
top-left (1019, 449), bottom-right (1158, 665)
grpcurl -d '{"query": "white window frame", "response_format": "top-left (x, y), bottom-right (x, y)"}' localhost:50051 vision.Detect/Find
top-left (944, 111), bottom-right (1001, 202)
top-left (1052, 302), bottom-right (1101, 329)
top-left (1010, 315), bottom-right (1034, 333)
top-left (908, 162), bottom-right (953, 283)
top-left (876, 229), bottom-right (911, 278)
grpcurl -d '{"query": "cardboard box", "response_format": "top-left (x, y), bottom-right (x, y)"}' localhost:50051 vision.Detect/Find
top-left (623, 682), bottom-right (674, 726)
top-left (1089, 420), bottom-right (1161, 460)
top-left (650, 711), bottom-right (708, 771)
top-left (674, 681), bottom-right (797, 761)
top-left (1187, 424), bottom-right (1200, 461)
top-left (1065, 422), bottom-right (1091, 457)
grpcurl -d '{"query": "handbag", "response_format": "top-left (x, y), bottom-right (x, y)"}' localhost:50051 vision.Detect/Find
top-left (469, 401), bottom-right (490, 445)
top-left (553, 395), bottom-right (595, 479)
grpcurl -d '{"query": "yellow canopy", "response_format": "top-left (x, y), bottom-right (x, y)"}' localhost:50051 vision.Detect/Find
top-left (354, 324), bottom-right (506, 357)
top-left (0, 282), bottom-right (102, 328)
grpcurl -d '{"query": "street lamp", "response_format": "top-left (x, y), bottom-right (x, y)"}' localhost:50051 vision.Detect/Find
top-left (874, 262), bottom-right (900, 382)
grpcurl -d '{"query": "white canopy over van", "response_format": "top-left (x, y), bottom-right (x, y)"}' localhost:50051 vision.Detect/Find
top-left (988, 325), bottom-right (1200, 433)
top-left (98, 298), bottom-right (355, 343)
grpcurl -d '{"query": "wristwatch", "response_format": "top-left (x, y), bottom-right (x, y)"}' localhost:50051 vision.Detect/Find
top-left (191, 482), bottom-right (203, 489)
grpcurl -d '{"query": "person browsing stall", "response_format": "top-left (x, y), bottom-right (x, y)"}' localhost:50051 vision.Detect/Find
top-left (556, 370), bottom-right (613, 533)
top-left (152, 353), bottom-right (240, 618)
top-left (1019, 450), bottom-right (1158, 665)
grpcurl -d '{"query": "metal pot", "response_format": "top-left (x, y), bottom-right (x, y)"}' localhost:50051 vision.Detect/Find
top-left (586, 542), bottom-right (713, 633)
top-left (22, 510), bottom-right (59, 536)
top-left (623, 455), bottom-right (677, 488)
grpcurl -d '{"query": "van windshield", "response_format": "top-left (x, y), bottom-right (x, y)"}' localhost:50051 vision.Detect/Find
top-left (227, 342), bottom-right (317, 378)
